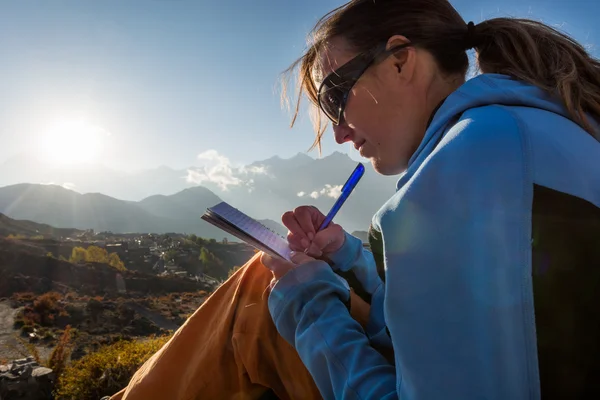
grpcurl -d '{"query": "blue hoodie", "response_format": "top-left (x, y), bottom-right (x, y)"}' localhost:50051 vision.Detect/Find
top-left (268, 73), bottom-right (600, 399)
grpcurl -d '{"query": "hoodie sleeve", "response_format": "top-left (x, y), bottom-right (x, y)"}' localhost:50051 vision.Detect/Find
top-left (327, 231), bottom-right (383, 295)
top-left (325, 231), bottom-right (387, 335)
top-left (268, 106), bottom-right (539, 400)
top-left (268, 261), bottom-right (398, 400)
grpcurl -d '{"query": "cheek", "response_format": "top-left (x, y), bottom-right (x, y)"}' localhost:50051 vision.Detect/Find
top-left (345, 85), bottom-right (397, 142)
top-left (345, 86), bottom-right (385, 128)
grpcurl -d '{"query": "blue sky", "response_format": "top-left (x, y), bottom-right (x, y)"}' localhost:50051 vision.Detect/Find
top-left (0, 0), bottom-right (598, 171)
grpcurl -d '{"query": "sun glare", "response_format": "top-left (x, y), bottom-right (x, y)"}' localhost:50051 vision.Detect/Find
top-left (39, 118), bottom-right (109, 165)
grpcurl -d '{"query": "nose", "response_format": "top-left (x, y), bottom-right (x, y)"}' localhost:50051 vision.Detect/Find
top-left (333, 124), bottom-right (353, 145)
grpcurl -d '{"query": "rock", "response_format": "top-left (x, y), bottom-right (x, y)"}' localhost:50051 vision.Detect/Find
top-left (0, 365), bottom-right (8, 373)
top-left (0, 372), bottom-right (18, 380)
top-left (31, 367), bottom-right (53, 379)
top-left (19, 365), bottom-right (33, 379)
top-left (0, 358), bottom-right (55, 400)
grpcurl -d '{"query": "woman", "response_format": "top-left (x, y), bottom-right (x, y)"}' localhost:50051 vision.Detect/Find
top-left (112, 0), bottom-right (600, 399)
top-left (264, 0), bottom-right (600, 397)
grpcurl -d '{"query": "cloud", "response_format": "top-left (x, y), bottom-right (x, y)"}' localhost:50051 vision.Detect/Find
top-left (186, 150), bottom-right (267, 191)
top-left (306, 184), bottom-right (343, 199)
top-left (297, 191), bottom-right (305, 197)
top-left (186, 168), bottom-right (241, 190)
top-left (240, 165), bottom-right (269, 176)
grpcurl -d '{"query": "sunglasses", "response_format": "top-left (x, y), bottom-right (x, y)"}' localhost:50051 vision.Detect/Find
top-left (317, 42), bottom-right (412, 126)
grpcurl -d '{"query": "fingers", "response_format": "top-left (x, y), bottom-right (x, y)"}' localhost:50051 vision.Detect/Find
top-left (286, 232), bottom-right (305, 252)
top-left (294, 206), bottom-right (317, 240)
top-left (289, 251), bottom-right (315, 264)
top-left (306, 224), bottom-right (344, 257)
top-left (282, 206), bottom-right (324, 249)
top-left (281, 206), bottom-right (341, 257)
top-left (313, 224), bottom-right (342, 249)
top-left (282, 211), bottom-right (310, 249)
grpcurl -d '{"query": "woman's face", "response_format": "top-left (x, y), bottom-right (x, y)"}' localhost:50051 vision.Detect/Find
top-left (315, 36), bottom-right (437, 175)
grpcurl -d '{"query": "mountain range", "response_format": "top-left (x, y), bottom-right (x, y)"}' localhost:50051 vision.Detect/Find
top-left (0, 152), bottom-right (398, 237)
top-left (0, 213), bottom-right (83, 238)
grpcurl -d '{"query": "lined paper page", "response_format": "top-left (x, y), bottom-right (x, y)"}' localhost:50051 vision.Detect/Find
top-left (208, 202), bottom-right (292, 260)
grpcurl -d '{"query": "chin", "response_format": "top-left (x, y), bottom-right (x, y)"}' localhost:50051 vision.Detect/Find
top-left (370, 157), bottom-right (406, 176)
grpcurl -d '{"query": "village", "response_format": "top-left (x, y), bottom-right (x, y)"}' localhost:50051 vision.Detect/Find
top-left (58, 230), bottom-right (256, 283)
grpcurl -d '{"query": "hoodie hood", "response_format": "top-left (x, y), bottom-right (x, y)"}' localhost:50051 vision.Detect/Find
top-left (401, 73), bottom-right (599, 190)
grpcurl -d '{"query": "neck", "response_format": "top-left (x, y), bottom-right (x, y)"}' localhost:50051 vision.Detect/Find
top-left (423, 72), bottom-right (464, 127)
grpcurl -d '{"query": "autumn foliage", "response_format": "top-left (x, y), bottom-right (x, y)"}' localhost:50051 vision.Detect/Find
top-left (69, 245), bottom-right (126, 271)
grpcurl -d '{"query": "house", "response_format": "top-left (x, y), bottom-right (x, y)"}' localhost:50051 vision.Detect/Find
top-left (105, 242), bottom-right (128, 259)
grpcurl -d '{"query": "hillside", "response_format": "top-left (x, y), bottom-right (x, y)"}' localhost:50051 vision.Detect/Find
top-left (0, 213), bottom-right (82, 238)
top-left (0, 238), bottom-right (215, 297)
top-left (0, 236), bottom-right (226, 375)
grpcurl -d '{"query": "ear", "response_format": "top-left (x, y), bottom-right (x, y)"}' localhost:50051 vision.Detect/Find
top-left (385, 34), bottom-right (415, 82)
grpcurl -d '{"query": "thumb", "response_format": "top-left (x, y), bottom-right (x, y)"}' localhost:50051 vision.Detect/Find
top-left (261, 252), bottom-right (293, 278)
top-left (306, 227), bottom-right (340, 256)
top-left (290, 251), bottom-right (315, 265)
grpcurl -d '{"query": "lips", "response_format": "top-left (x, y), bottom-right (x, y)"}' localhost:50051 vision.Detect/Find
top-left (353, 140), bottom-right (366, 151)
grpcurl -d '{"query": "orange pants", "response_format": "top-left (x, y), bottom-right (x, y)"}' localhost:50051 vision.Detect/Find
top-left (110, 253), bottom-right (371, 400)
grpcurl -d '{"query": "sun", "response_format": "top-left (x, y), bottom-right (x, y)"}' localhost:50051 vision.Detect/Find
top-left (38, 118), bottom-right (109, 165)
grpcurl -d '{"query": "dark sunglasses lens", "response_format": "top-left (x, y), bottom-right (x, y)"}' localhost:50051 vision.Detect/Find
top-left (319, 82), bottom-right (345, 124)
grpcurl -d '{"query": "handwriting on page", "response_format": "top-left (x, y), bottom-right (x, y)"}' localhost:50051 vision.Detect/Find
top-left (209, 202), bottom-right (292, 260)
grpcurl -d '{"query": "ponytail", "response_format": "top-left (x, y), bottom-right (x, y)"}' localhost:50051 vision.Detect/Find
top-left (473, 18), bottom-right (600, 139)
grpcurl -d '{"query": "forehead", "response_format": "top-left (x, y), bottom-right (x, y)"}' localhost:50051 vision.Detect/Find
top-left (311, 37), bottom-right (356, 87)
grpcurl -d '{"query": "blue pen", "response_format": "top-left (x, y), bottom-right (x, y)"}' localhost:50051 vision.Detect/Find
top-left (317, 162), bottom-right (365, 232)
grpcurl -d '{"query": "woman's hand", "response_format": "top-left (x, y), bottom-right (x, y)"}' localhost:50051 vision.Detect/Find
top-left (282, 206), bottom-right (345, 258)
top-left (261, 251), bottom-right (316, 280)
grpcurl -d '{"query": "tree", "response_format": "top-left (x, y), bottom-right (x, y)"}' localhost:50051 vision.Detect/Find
top-left (69, 247), bottom-right (87, 264)
top-left (48, 325), bottom-right (72, 380)
top-left (199, 247), bottom-right (224, 277)
top-left (108, 253), bottom-right (126, 271)
top-left (68, 246), bottom-right (126, 271)
top-left (85, 246), bottom-right (108, 263)
top-left (199, 247), bottom-right (211, 265)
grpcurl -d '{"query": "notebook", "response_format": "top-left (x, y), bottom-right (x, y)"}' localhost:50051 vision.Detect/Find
top-left (201, 202), bottom-right (292, 261)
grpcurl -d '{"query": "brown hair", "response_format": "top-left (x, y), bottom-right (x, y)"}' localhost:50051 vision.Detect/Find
top-left (282, 0), bottom-right (600, 153)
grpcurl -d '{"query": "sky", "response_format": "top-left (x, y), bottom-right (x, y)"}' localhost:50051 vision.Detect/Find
top-left (1, 0), bottom-right (599, 172)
